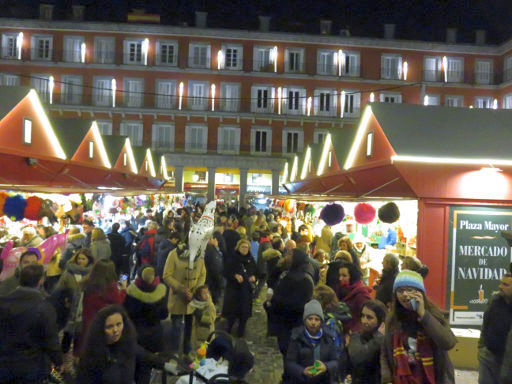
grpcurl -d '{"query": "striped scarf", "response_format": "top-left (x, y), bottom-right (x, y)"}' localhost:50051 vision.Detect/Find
top-left (392, 330), bottom-right (436, 384)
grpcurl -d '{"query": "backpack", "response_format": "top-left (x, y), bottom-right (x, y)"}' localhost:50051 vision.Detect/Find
top-left (324, 302), bottom-right (352, 358)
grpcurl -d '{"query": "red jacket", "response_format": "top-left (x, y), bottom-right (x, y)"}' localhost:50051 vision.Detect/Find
top-left (338, 280), bottom-right (372, 332)
top-left (82, 282), bottom-right (126, 336)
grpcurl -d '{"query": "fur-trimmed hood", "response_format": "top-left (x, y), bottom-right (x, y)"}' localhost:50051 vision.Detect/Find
top-left (126, 282), bottom-right (166, 303)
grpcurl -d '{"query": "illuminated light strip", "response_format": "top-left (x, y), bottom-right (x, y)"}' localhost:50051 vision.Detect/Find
top-left (27, 89), bottom-right (66, 160)
top-left (81, 42), bottom-right (86, 63)
top-left (369, 92), bottom-right (375, 102)
top-left (343, 105), bottom-right (373, 170)
top-left (161, 155), bottom-right (169, 179)
top-left (48, 76), bottom-right (54, 104)
top-left (317, 133), bottom-right (332, 176)
top-left (340, 90), bottom-right (346, 118)
top-left (391, 155), bottom-right (512, 167)
top-left (211, 84), bottom-right (216, 112)
top-left (125, 138), bottom-right (138, 174)
top-left (111, 79), bottom-right (116, 107)
top-left (290, 155), bottom-right (298, 182)
top-left (300, 147), bottom-right (311, 180)
top-left (403, 61), bottom-right (408, 80)
top-left (91, 121), bottom-right (112, 168)
top-left (338, 49), bottom-right (343, 76)
top-left (272, 46), bottom-right (278, 72)
top-left (146, 149), bottom-right (156, 177)
top-left (217, 50), bottom-right (224, 70)
top-left (424, 95), bottom-right (429, 106)
top-left (17, 32), bottom-right (23, 60)
top-left (306, 96), bottom-right (312, 116)
top-left (277, 87), bottom-right (282, 115)
top-left (142, 38), bottom-right (149, 66)
top-left (282, 162), bottom-right (289, 184)
top-left (178, 82), bottom-right (184, 110)
top-left (442, 56), bottom-right (448, 83)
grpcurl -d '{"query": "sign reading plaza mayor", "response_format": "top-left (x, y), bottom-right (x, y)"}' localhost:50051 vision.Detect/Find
top-left (447, 206), bottom-right (512, 326)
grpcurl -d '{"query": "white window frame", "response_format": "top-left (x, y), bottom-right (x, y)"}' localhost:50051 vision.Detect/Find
top-left (284, 47), bottom-right (304, 73)
top-left (253, 46), bottom-right (273, 71)
top-left (60, 75), bottom-right (83, 105)
top-left (120, 121), bottom-right (143, 146)
top-left (156, 40), bottom-right (178, 66)
top-left (94, 36), bottom-right (115, 64)
top-left (341, 51), bottom-right (360, 77)
top-left (1, 74), bottom-right (20, 86)
top-left (424, 56), bottom-right (442, 82)
top-left (474, 59), bottom-right (493, 85)
top-left (31, 35), bottom-right (53, 61)
top-left (155, 79), bottom-right (176, 109)
top-left (446, 57), bottom-right (464, 83)
top-left (317, 49), bottom-right (336, 75)
top-left (342, 90), bottom-right (361, 117)
top-left (424, 94), bottom-right (440, 106)
top-left (188, 80), bottom-right (209, 111)
top-left (251, 85), bottom-right (274, 113)
top-left (504, 94), bottom-right (512, 109)
top-left (282, 129), bottom-right (304, 155)
top-left (381, 53), bottom-right (402, 80)
top-left (379, 92), bottom-right (402, 103)
top-left (93, 76), bottom-right (114, 106)
top-left (251, 126), bottom-right (272, 155)
top-left (189, 43), bottom-right (211, 69)
top-left (185, 125), bottom-right (208, 153)
top-left (282, 86), bottom-right (306, 115)
top-left (444, 95), bottom-right (464, 107)
top-left (475, 96), bottom-right (493, 109)
top-left (314, 88), bottom-right (337, 116)
top-left (123, 39), bottom-right (144, 65)
top-left (221, 44), bottom-right (243, 70)
top-left (96, 120), bottom-right (113, 135)
top-left (217, 126), bottom-right (240, 154)
top-left (30, 74), bottom-right (51, 103)
top-left (63, 35), bottom-right (84, 63)
top-left (314, 130), bottom-right (328, 144)
top-left (123, 78), bottom-right (144, 107)
top-left (1, 33), bottom-right (18, 59)
top-left (505, 56), bottom-right (512, 82)
top-left (220, 82), bottom-right (241, 112)
top-left (152, 123), bottom-right (175, 151)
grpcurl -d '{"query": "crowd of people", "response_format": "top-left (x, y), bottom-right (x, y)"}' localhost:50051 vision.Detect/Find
top-left (0, 201), bottom-right (510, 384)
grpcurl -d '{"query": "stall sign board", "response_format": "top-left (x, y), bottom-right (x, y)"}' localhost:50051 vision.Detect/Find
top-left (447, 206), bottom-right (512, 326)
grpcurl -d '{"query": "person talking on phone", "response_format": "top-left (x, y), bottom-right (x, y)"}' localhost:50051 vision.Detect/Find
top-left (380, 270), bottom-right (457, 384)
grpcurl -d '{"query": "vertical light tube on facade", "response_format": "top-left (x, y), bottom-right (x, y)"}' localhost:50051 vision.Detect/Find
top-left (340, 90), bottom-right (346, 118)
top-left (16, 32), bottom-right (23, 60)
top-left (217, 50), bottom-right (224, 70)
top-left (493, 98), bottom-right (498, 109)
top-left (277, 87), bottom-right (282, 115)
top-left (178, 82), bottom-right (184, 110)
top-left (442, 56), bottom-right (448, 83)
top-left (48, 76), bottom-right (54, 104)
top-left (142, 38), bottom-right (149, 66)
top-left (306, 96), bottom-right (312, 116)
top-left (338, 49), bottom-right (343, 76)
top-left (403, 61), bottom-right (408, 80)
top-left (81, 42), bottom-right (86, 63)
top-left (211, 84), bottom-right (216, 111)
top-left (424, 95), bottom-right (429, 106)
top-left (273, 46), bottom-right (278, 72)
top-left (111, 79), bottom-right (116, 107)
top-left (369, 92), bottom-right (375, 102)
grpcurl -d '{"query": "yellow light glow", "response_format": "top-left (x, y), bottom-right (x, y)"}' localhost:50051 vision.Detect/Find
top-left (493, 99), bottom-right (498, 109)
top-left (317, 133), bottom-right (332, 176)
top-left (272, 46), bottom-right (278, 72)
top-left (17, 32), bottom-right (23, 60)
top-left (392, 155), bottom-right (512, 166)
top-left (277, 87), bottom-right (282, 115)
top-left (91, 121), bottom-right (112, 168)
top-left (340, 90), bottom-right (346, 118)
top-left (142, 38), bottom-right (149, 65)
top-left (300, 147), bottom-right (311, 180)
top-left (111, 79), bottom-right (116, 107)
top-left (161, 155), bottom-right (169, 179)
top-left (343, 105), bottom-right (373, 170)
top-left (81, 42), bottom-right (86, 63)
top-left (178, 82), bottom-right (184, 110)
top-left (424, 95), bottom-right (429, 105)
top-left (282, 162), bottom-right (289, 184)
top-left (125, 138), bottom-right (138, 174)
top-left (146, 149), bottom-right (156, 177)
top-left (307, 96), bottom-right (312, 116)
top-left (48, 76), bottom-right (54, 104)
top-left (27, 89), bottom-right (66, 160)
top-left (290, 155), bottom-right (298, 182)
top-left (403, 61), bottom-right (408, 80)
top-left (369, 92), bottom-right (375, 102)
top-left (217, 50), bottom-right (224, 70)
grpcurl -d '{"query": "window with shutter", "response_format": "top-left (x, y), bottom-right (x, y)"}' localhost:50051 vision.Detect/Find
top-left (156, 80), bottom-right (176, 109)
top-left (94, 37), bottom-right (115, 64)
top-left (120, 122), bottom-right (143, 146)
top-left (475, 60), bottom-right (492, 84)
top-left (32, 36), bottom-right (52, 60)
top-left (94, 77), bottom-right (113, 106)
top-left (221, 83), bottom-right (240, 112)
top-left (157, 41), bottom-right (177, 66)
top-left (253, 47), bottom-right (272, 71)
top-left (61, 75), bottom-right (82, 104)
top-left (188, 81), bottom-right (208, 110)
top-left (317, 50), bottom-right (336, 75)
top-left (424, 57), bottom-right (441, 82)
top-left (124, 79), bottom-right (143, 107)
top-left (31, 75), bottom-right (50, 102)
top-left (2, 74), bottom-right (20, 86)
top-left (97, 121), bottom-right (112, 135)
top-left (64, 36), bottom-right (83, 62)
top-left (189, 44), bottom-right (210, 68)
top-left (1, 34), bottom-right (17, 58)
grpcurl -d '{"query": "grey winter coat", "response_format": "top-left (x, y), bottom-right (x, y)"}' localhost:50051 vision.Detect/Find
top-left (90, 238), bottom-right (112, 261)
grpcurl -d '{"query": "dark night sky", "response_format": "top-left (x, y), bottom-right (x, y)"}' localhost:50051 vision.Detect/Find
top-left (4, 0), bottom-right (512, 44)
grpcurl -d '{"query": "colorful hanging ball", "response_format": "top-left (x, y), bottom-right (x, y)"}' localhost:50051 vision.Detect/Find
top-left (296, 202), bottom-right (306, 212)
top-left (24, 196), bottom-right (44, 221)
top-left (284, 199), bottom-right (296, 213)
top-left (319, 203), bottom-right (345, 226)
top-left (354, 202), bottom-right (376, 225)
top-left (0, 191), bottom-right (8, 217)
top-left (3, 195), bottom-right (27, 221)
top-left (378, 202), bottom-right (400, 224)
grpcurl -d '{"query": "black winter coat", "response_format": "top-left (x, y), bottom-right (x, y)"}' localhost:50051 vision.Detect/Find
top-left (285, 325), bottom-right (339, 384)
top-left (347, 331), bottom-right (383, 384)
top-left (374, 268), bottom-right (399, 306)
top-left (108, 231), bottom-right (127, 259)
top-left (222, 250), bottom-right (257, 319)
top-left (0, 287), bottom-right (63, 382)
top-left (223, 229), bottom-right (240, 258)
top-left (204, 244), bottom-right (224, 302)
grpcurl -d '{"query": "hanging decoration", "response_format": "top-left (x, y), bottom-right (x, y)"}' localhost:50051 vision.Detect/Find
top-left (378, 202), bottom-right (401, 223)
top-left (354, 202), bottom-right (376, 224)
top-left (319, 203), bottom-right (345, 226)
top-left (283, 199), bottom-right (296, 213)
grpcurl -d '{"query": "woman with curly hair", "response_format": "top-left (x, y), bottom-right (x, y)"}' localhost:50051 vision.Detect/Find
top-left (76, 305), bottom-right (170, 384)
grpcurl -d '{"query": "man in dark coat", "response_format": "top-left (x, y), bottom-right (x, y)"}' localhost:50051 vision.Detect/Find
top-left (223, 223), bottom-right (241, 258)
top-left (108, 222), bottom-right (128, 276)
top-left (374, 253), bottom-right (399, 307)
top-left (0, 264), bottom-right (63, 383)
top-left (0, 250), bottom-right (39, 296)
top-left (155, 231), bottom-right (180, 278)
top-left (204, 236), bottom-right (224, 305)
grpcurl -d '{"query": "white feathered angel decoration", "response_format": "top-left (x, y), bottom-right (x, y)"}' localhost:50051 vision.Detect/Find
top-left (188, 200), bottom-right (216, 269)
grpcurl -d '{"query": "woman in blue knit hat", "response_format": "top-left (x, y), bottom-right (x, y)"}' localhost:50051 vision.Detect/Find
top-left (381, 270), bottom-right (457, 384)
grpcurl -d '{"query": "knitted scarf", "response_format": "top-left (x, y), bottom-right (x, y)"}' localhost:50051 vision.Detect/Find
top-left (304, 328), bottom-right (323, 361)
top-left (392, 330), bottom-right (436, 384)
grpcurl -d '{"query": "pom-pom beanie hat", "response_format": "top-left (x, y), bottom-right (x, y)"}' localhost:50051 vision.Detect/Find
top-left (393, 270), bottom-right (425, 293)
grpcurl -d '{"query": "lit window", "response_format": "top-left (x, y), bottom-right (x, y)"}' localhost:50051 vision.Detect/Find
top-left (88, 141), bottom-right (94, 158)
top-left (328, 150), bottom-right (332, 167)
top-left (123, 153), bottom-right (127, 166)
top-left (23, 118), bottom-right (32, 145)
top-left (366, 132), bottom-right (374, 157)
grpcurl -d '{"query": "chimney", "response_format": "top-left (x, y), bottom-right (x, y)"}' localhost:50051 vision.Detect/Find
top-left (320, 19), bottom-right (332, 35)
top-left (384, 24), bottom-right (395, 39)
top-left (195, 11), bottom-right (207, 28)
top-left (446, 27), bottom-right (457, 43)
top-left (39, 3), bottom-right (54, 20)
top-left (475, 29), bottom-right (486, 45)
top-left (259, 15), bottom-right (271, 32)
top-left (339, 28), bottom-right (351, 37)
top-left (72, 5), bottom-right (85, 21)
